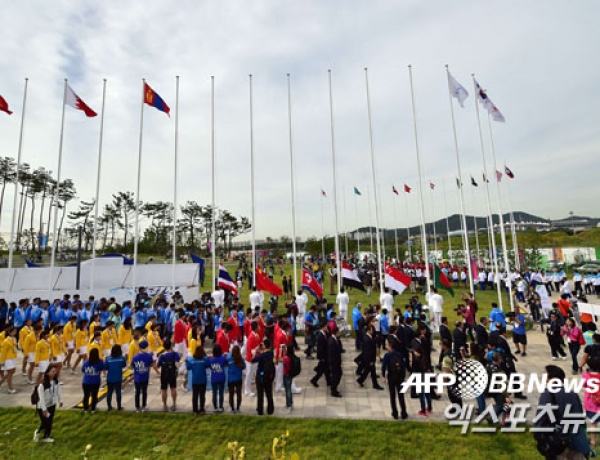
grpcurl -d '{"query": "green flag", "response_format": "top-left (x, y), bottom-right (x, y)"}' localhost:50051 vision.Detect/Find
top-left (354, 187), bottom-right (362, 196)
top-left (433, 263), bottom-right (454, 297)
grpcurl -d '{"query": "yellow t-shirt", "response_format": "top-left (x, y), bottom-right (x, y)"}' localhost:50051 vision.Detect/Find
top-left (24, 331), bottom-right (38, 355)
top-left (118, 327), bottom-right (132, 346)
top-left (89, 321), bottom-right (100, 338)
top-left (188, 337), bottom-right (201, 355)
top-left (50, 334), bottom-right (65, 357)
top-left (35, 339), bottom-right (51, 364)
top-left (1, 337), bottom-right (17, 362)
top-left (19, 326), bottom-right (32, 350)
top-left (101, 328), bottom-right (118, 351)
top-left (128, 339), bottom-right (139, 364)
top-left (64, 321), bottom-right (76, 343)
top-left (88, 340), bottom-right (101, 356)
top-left (148, 331), bottom-right (162, 352)
top-left (75, 330), bottom-right (89, 350)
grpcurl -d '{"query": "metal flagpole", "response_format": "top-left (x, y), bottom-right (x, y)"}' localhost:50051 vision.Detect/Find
top-left (327, 70), bottom-right (342, 296)
top-left (442, 179), bottom-right (453, 265)
top-left (353, 191), bottom-right (360, 253)
top-left (91, 79), bottom-right (107, 291)
top-left (132, 79), bottom-right (146, 294)
top-left (320, 190), bottom-right (325, 263)
top-left (172, 76), bottom-right (180, 294)
top-left (7, 78), bottom-right (28, 292)
top-left (343, 185), bottom-right (349, 258)
top-left (429, 184), bottom-right (438, 260)
top-left (364, 68), bottom-right (384, 292)
top-left (377, 184), bottom-right (387, 264)
top-left (486, 113), bottom-right (515, 312)
top-left (286, 74), bottom-right (298, 295)
top-left (366, 185), bottom-right (373, 254)
top-left (446, 66), bottom-right (474, 294)
top-left (249, 75), bottom-right (256, 289)
top-left (470, 184), bottom-right (481, 263)
top-left (49, 79), bottom-right (68, 295)
top-left (472, 76), bottom-right (503, 309)
top-left (404, 191), bottom-right (413, 262)
top-left (506, 177), bottom-right (520, 271)
top-left (408, 65), bottom-right (431, 290)
top-left (393, 192), bottom-right (399, 262)
top-left (211, 76), bottom-right (217, 291)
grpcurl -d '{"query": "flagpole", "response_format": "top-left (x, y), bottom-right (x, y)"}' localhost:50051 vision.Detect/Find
top-left (485, 112), bottom-right (515, 312)
top-left (407, 65), bottom-right (431, 290)
top-left (446, 66), bottom-right (474, 294)
top-left (7, 78), bottom-right (28, 291)
top-left (429, 185), bottom-right (438, 260)
top-left (327, 70), bottom-right (342, 296)
top-left (320, 190), bottom-right (325, 263)
top-left (353, 191), bottom-right (360, 253)
top-left (90, 79), bottom-right (107, 291)
top-left (471, 76), bottom-right (503, 309)
top-left (171, 76), bottom-right (180, 294)
top-left (441, 179), bottom-right (453, 265)
top-left (470, 184), bottom-right (481, 263)
top-left (286, 73), bottom-right (298, 295)
top-left (377, 185), bottom-right (386, 265)
top-left (393, 192), bottom-right (399, 262)
top-left (404, 191), bottom-right (412, 262)
top-left (343, 185), bottom-right (349, 258)
top-left (366, 185), bottom-right (373, 254)
top-left (211, 76), bottom-right (217, 291)
top-left (49, 79), bottom-right (68, 295)
top-left (506, 176), bottom-right (520, 271)
top-left (249, 74), bottom-right (256, 289)
top-left (132, 79), bottom-right (145, 294)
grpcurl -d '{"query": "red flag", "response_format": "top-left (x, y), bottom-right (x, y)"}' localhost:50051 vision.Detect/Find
top-left (65, 84), bottom-right (97, 117)
top-left (404, 184), bottom-right (411, 193)
top-left (430, 182), bottom-right (435, 190)
top-left (143, 82), bottom-right (170, 116)
top-left (495, 170), bottom-right (503, 182)
top-left (301, 268), bottom-right (323, 299)
top-left (384, 263), bottom-right (411, 295)
top-left (505, 165), bottom-right (515, 179)
top-left (255, 265), bottom-right (283, 296)
top-left (0, 95), bottom-right (13, 115)
top-left (321, 188), bottom-right (327, 198)
top-left (392, 186), bottom-right (399, 195)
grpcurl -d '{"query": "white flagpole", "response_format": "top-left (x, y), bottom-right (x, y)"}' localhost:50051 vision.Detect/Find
top-left (506, 178), bottom-right (520, 271)
top-left (353, 191), bottom-right (360, 253)
top-left (472, 76), bottom-right (503, 309)
top-left (393, 193), bottom-right (399, 262)
top-left (249, 75), bottom-right (256, 289)
top-left (320, 190), bottom-right (325, 263)
top-left (49, 79), bottom-right (68, 294)
top-left (90, 79), bottom-right (107, 291)
top-left (343, 185), bottom-right (349, 258)
top-left (429, 185), bottom-right (438, 260)
top-left (407, 65), bottom-right (431, 290)
top-left (327, 70), bottom-right (342, 296)
top-left (132, 79), bottom-right (145, 294)
top-left (486, 113), bottom-right (515, 312)
top-left (377, 184), bottom-right (386, 265)
top-left (7, 78), bottom-right (28, 291)
top-left (366, 185), bottom-right (373, 254)
top-left (442, 179), bottom-right (453, 265)
top-left (470, 184), bottom-right (481, 263)
top-left (404, 191), bottom-right (413, 262)
top-left (446, 66), bottom-right (474, 294)
top-left (211, 76), bottom-right (217, 291)
top-left (172, 76), bottom-right (180, 294)
top-left (286, 74), bottom-right (298, 295)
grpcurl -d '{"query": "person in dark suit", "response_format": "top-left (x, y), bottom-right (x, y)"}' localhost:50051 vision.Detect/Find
top-left (357, 325), bottom-right (384, 390)
top-left (403, 317), bottom-right (415, 372)
top-left (328, 328), bottom-right (343, 397)
top-left (475, 317), bottom-right (489, 355)
top-left (437, 317), bottom-right (452, 370)
top-left (453, 321), bottom-right (468, 361)
top-left (310, 323), bottom-right (330, 387)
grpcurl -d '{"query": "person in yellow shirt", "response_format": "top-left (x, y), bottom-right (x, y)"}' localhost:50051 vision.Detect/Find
top-left (148, 323), bottom-right (163, 361)
top-left (123, 328), bottom-right (144, 389)
top-left (34, 330), bottom-right (52, 386)
top-left (188, 325), bottom-right (202, 357)
top-left (49, 326), bottom-right (65, 384)
top-left (19, 319), bottom-right (33, 375)
top-left (101, 321), bottom-right (118, 358)
top-left (89, 314), bottom-right (101, 338)
top-left (145, 315), bottom-right (157, 336)
top-left (0, 327), bottom-right (18, 393)
top-left (25, 326), bottom-right (41, 384)
top-left (63, 315), bottom-right (77, 370)
top-left (88, 331), bottom-right (102, 357)
top-left (72, 319), bottom-right (89, 374)
top-left (118, 318), bottom-right (133, 356)
top-left (0, 329), bottom-right (5, 384)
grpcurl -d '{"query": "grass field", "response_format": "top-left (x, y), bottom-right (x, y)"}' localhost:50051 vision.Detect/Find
top-left (0, 407), bottom-right (540, 459)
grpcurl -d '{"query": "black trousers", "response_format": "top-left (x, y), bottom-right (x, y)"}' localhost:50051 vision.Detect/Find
top-left (256, 378), bottom-right (274, 415)
top-left (37, 405), bottom-right (56, 439)
top-left (82, 383), bottom-right (100, 411)
top-left (229, 380), bottom-right (242, 410)
top-left (106, 382), bottom-right (122, 409)
top-left (549, 340), bottom-right (566, 358)
top-left (330, 368), bottom-right (342, 393)
top-left (358, 362), bottom-right (378, 386)
top-left (388, 381), bottom-right (407, 418)
top-left (192, 383), bottom-right (206, 413)
top-left (312, 360), bottom-right (331, 385)
top-left (135, 381), bottom-right (149, 409)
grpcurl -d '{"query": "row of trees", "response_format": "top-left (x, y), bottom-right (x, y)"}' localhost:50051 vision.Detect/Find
top-left (0, 157), bottom-right (251, 257)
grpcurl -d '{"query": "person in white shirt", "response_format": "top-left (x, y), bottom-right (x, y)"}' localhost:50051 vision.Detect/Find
top-left (379, 288), bottom-right (394, 324)
top-left (336, 288), bottom-right (350, 322)
top-left (249, 287), bottom-right (262, 311)
top-left (478, 271), bottom-right (487, 291)
top-left (296, 289), bottom-right (308, 330)
top-left (211, 286), bottom-right (225, 308)
top-left (428, 287), bottom-right (444, 331)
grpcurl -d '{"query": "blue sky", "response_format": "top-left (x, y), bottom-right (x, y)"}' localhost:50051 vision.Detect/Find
top-left (0, 0), bottom-right (598, 241)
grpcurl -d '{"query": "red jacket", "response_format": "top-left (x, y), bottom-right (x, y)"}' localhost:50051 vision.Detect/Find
top-left (246, 332), bottom-right (260, 362)
top-left (173, 319), bottom-right (187, 345)
top-left (216, 329), bottom-right (230, 354)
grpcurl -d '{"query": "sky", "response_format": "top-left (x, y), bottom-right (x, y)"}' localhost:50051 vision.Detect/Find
top-left (0, 0), bottom-right (598, 243)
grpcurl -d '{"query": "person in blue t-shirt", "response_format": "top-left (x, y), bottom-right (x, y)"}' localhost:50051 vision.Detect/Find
top-left (509, 305), bottom-right (527, 357)
top-left (131, 341), bottom-right (157, 412)
top-left (157, 340), bottom-right (180, 412)
top-left (304, 306), bottom-right (317, 359)
top-left (489, 303), bottom-right (506, 331)
top-left (227, 345), bottom-right (246, 413)
top-left (105, 345), bottom-right (127, 411)
top-left (81, 348), bottom-right (105, 413)
top-left (186, 346), bottom-right (210, 414)
top-left (209, 344), bottom-right (228, 413)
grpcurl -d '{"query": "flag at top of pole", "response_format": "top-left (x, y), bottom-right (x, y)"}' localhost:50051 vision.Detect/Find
top-left (66, 84), bottom-right (97, 117)
top-left (353, 187), bottom-right (362, 196)
top-left (144, 82), bottom-right (170, 116)
top-left (404, 184), bottom-right (411, 193)
top-left (321, 188), bottom-right (327, 197)
top-left (471, 175), bottom-right (478, 187)
top-left (495, 170), bottom-right (503, 182)
top-left (505, 165), bottom-right (515, 179)
top-left (430, 182), bottom-right (435, 190)
top-left (392, 185), bottom-right (399, 195)
top-left (448, 72), bottom-right (469, 108)
top-left (0, 95), bottom-right (13, 115)
top-left (474, 78), bottom-right (505, 123)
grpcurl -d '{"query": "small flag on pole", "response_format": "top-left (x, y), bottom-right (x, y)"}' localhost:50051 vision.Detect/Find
top-left (66, 84), bottom-right (97, 117)
top-left (482, 172), bottom-right (490, 183)
top-left (505, 165), bottom-right (515, 179)
top-left (495, 170), bottom-right (503, 182)
top-left (456, 177), bottom-right (462, 188)
top-left (321, 188), bottom-right (327, 197)
top-left (471, 176), bottom-right (478, 187)
top-left (448, 72), bottom-right (469, 108)
top-left (353, 187), bottom-right (362, 196)
top-left (392, 185), bottom-right (399, 195)
top-left (474, 78), bottom-right (505, 123)
top-left (430, 182), bottom-right (435, 190)
top-left (404, 184), bottom-right (411, 193)
top-left (0, 95), bottom-right (13, 115)
top-left (144, 82), bottom-right (170, 116)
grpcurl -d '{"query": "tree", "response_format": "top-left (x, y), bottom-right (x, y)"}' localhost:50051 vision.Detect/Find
top-left (0, 157), bottom-right (17, 229)
top-left (68, 199), bottom-right (95, 252)
top-left (179, 201), bottom-right (204, 250)
top-left (55, 179), bottom-right (77, 253)
top-left (112, 191), bottom-right (136, 250)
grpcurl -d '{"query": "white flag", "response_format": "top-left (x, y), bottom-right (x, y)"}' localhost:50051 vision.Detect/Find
top-left (474, 78), bottom-right (505, 122)
top-left (448, 72), bottom-right (469, 107)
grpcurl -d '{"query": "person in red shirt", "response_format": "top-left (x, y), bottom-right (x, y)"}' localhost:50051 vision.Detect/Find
top-left (257, 310), bottom-right (267, 342)
top-left (244, 321), bottom-right (260, 397)
top-left (558, 295), bottom-right (571, 320)
top-left (216, 323), bottom-right (232, 355)
top-left (243, 309), bottom-right (254, 340)
top-left (227, 309), bottom-right (239, 343)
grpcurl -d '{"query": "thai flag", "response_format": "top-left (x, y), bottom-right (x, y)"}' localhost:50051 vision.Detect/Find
top-left (218, 264), bottom-right (238, 295)
top-left (505, 166), bottom-right (515, 179)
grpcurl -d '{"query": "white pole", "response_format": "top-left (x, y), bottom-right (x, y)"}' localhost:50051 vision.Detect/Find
top-left (393, 193), bottom-right (399, 262)
top-left (7, 78), bottom-right (28, 291)
top-left (429, 185), bottom-right (438, 260)
top-left (470, 184), bottom-right (481, 262)
top-left (90, 79), bottom-right (107, 290)
top-left (172, 76), bottom-right (180, 294)
top-left (366, 185), bottom-right (373, 254)
top-left (353, 192), bottom-right (360, 253)
top-left (472, 76), bottom-right (503, 309)
top-left (327, 70), bottom-right (342, 296)
top-left (286, 73), bottom-right (298, 295)
top-left (132, 79), bottom-right (145, 294)
top-left (404, 191), bottom-right (413, 262)
top-left (320, 191), bottom-right (325, 263)
top-left (365, 67), bottom-right (385, 294)
top-left (506, 178), bottom-right (520, 271)
top-left (249, 75), bottom-right (256, 289)
top-left (407, 65), bottom-right (431, 290)
top-left (343, 185), bottom-right (349, 258)
top-left (211, 76), bottom-right (217, 291)
top-left (442, 179), bottom-right (453, 265)
top-left (446, 66), bottom-right (474, 294)
top-left (49, 79), bottom-right (68, 294)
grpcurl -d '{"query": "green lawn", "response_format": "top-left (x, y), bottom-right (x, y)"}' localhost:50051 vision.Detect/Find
top-left (0, 407), bottom-right (539, 459)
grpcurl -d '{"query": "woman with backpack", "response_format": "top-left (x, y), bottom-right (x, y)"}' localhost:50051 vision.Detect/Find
top-left (227, 345), bottom-right (246, 413)
top-left (33, 364), bottom-right (63, 443)
top-left (157, 339), bottom-right (180, 412)
top-left (209, 344), bottom-right (227, 413)
top-left (564, 318), bottom-right (586, 375)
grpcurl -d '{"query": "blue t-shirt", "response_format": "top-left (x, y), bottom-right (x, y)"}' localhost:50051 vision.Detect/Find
top-left (82, 360), bottom-right (105, 385)
top-left (513, 314), bottom-right (526, 335)
top-left (132, 352), bottom-right (155, 383)
top-left (209, 355), bottom-right (227, 384)
top-left (352, 307), bottom-right (361, 330)
top-left (186, 357), bottom-right (210, 385)
top-left (105, 356), bottom-right (127, 384)
top-left (158, 351), bottom-right (180, 370)
top-left (227, 355), bottom-right (246, 383)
